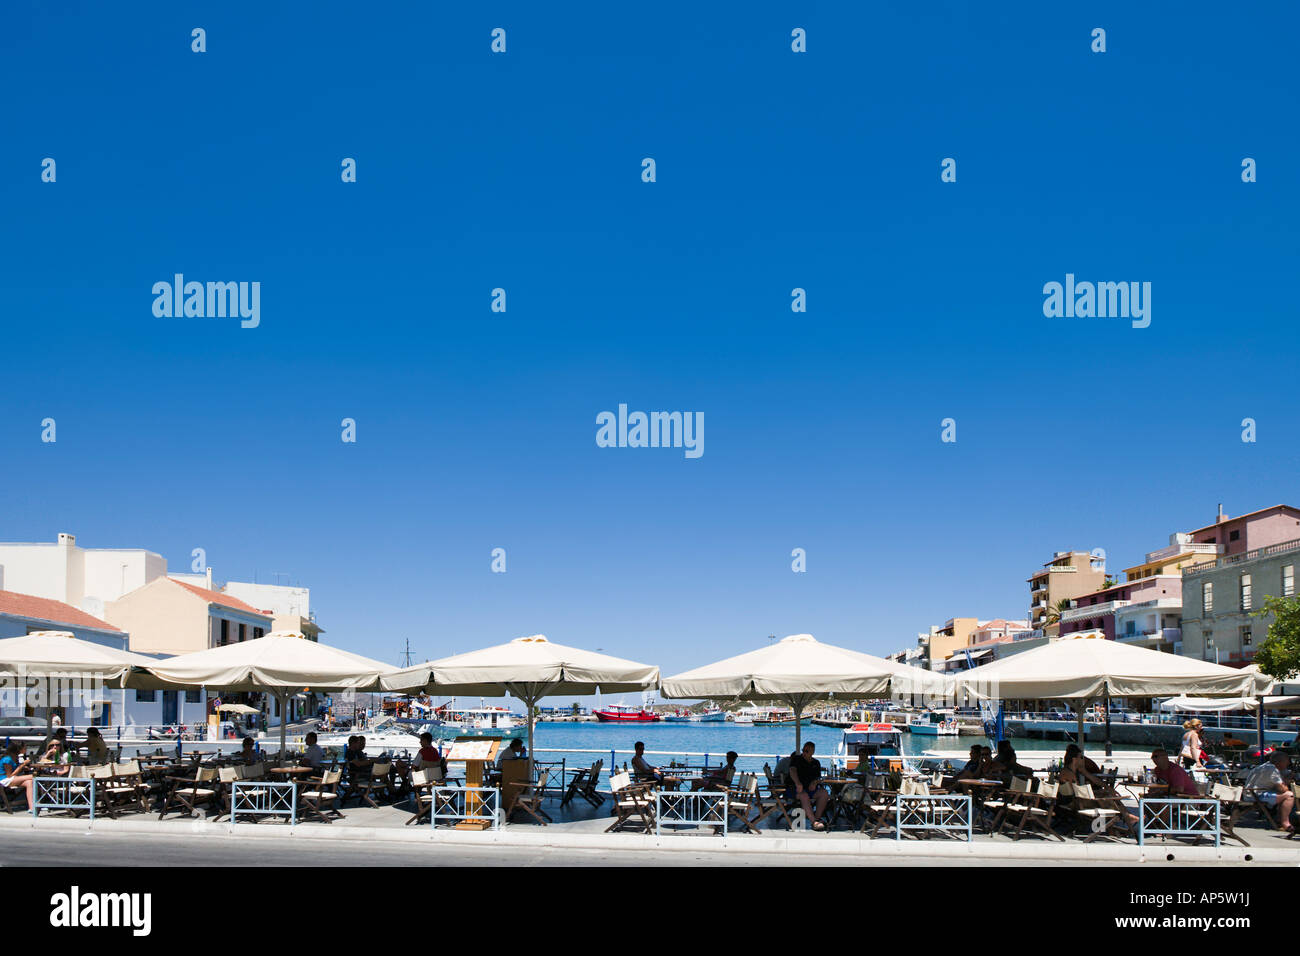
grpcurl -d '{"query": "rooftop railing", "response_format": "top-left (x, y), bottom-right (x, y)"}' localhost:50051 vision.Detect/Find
top-left (1182, 537), bottom-right (1300, 577)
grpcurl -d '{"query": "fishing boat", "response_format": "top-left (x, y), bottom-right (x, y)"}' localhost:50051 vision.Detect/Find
top-left (593, 704), bottom-right (660, 723)
top-left (835, 722), bottom-right (906, 771)
top-left (730, 705), bottom-right (799, 726)
top-left (691, 708), bottom-right (726, 723)
top-left (908, 710), bottom-right (961, 737)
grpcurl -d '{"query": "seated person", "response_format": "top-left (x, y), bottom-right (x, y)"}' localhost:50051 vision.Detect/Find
top-left (693, 751), bottom-right (738, 791)
top-left (1245, 751), bottom-right (1295, 832)
top-left (852, 744), bottom-right (879, 777)
top-left (0, 744), bottom-right (35, 808)
top-left (237, 736), bottom-right (259, 765)
top-left (345, 735), bottom-right (373, 780)
top-left (976, 745), bottom-right (998, 778)
top-left (954, 744), bottom-right (984, 781)
top-left (1063, 744), bottom-right (1102, 778)
top-left (300, 732), bottom-right (325, 770)
top-left (1059, 753), bottom-right (1105, 789)
top-left (787, 741), bottom-right (830, 831)
top-left (413, 732), bottom-right (445, 773)
top-left (42, 728), bottom-right (71, 764)
top-left (993, 740), bottom-right (1035, 782)
top-left (84, 727), bottom-right (110, 765)
top-left (496, 738), bottom-right (527, 767)
top-left (1150, 748), bottom-right (1201, 798)
top-left (630, 741), bottom-right (665, 784)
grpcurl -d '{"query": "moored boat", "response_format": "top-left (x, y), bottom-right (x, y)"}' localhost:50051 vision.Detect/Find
top-left (593, 704), bottom-right (661, 723)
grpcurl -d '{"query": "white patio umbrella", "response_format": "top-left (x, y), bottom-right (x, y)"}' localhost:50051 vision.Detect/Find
top-left (141, 631), bottom-right (397, 762)
top-left (954, 633), bottom-right (1272, 755)
top-left (381, 634), bottom-right (660, 778)
top-left (0, 630), bottom-right (159, 744)
top-left (1157, 695), bottom-right (1300, 712)
top-left (0, 630), bottom-right (156, 683)
top-left (660, 633), bottom-right (955, 748)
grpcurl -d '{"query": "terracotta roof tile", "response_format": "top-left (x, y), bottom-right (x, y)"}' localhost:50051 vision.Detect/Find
top-left (0, 589), bottom-right (124, 633)
top-left (170, 579), bottom-right (270, 617)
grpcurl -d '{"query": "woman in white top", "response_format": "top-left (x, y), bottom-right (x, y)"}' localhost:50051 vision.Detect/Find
top-left (1179, 719), bottom-right (1204, 769)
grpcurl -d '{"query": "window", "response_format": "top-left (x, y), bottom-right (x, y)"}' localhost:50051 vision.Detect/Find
top-left (136, 690), bottom-right (157, 703)
top-left (239, 623), bottom-right (247, 643)
top-left (1240, 573), bottom-right (1252, 612)
top-left (1240, 625), bottom-right (1253, 647)
top-left (1203, 581), bottom-right (1213, 614)
top-left (1284, 565), bottom-right (1295, 598)
top-left (185, 690), bottom-right (201, 704)
top-left (1125, 621), bottom-right (1136, 636)
top-left (1229, 529), bottom-right (1240, 542)
top-left (253, 627), bottom-right (264, 640)
top-left (220, 620), bottom-right (229, 645)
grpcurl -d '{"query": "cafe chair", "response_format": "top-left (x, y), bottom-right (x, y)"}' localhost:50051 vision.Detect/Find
top-left (299, 769), bottom-right (344, 823)
top-left (605, 771), bottom-right (657, 833)
top-left (506, 769), bottom-right (553, 825)
top-left (158, 766), bottom-right (219, 819)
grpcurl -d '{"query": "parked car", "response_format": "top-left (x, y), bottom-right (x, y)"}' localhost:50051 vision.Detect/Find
top-left (0, 717), bottom-right (50, 739)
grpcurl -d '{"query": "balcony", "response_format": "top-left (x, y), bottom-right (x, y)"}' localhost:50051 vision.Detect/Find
top-left (1118, 627), bottom-right (1181, 646)
top-left (1182, 537), bottom-right (1300, 578)
top-left (1144, 542), bottom-right (1220, 563)
top-left (1059, 600), bottom-right (1130, 623)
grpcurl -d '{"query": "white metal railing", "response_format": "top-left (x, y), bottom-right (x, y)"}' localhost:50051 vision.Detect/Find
top-left (1183, 538), bottom-right (1300, 577)
top-left (1138, 798), bottom-right (1220, 846)
top-left (430, 785), bottom-right (500, 830)
top-left (32, 776), bottom-right (95, 819)
top-left (1060, 600), bottom-right (1130, 622)
top-left (655, 791), bottom-right (728, 835)
top-left (229, 780), bottom-right (297, 825)
top-left (894, 794), bottom-right (972, 840)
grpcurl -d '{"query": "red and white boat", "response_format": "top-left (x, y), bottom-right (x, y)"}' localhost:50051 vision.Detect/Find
top-left (593, 704), bottom-right (660, 723)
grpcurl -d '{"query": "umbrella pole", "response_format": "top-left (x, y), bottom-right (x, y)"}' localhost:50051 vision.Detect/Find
top-left (1103, 690), bottom-right (1113, 758)
top-left (1076, 700), bottom-right (1085, 747)
top-left (1257, 695), bottom-right (1265, 757)
top-left (278, 689), bottom-right (288, 767)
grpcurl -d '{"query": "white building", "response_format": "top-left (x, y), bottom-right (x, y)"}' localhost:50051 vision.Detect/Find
top-left (0, 533), bottom-right (165, 620)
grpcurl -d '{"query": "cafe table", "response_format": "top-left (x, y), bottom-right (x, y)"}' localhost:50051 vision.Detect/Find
top-left (953, 778), bottom-right (1005, 832)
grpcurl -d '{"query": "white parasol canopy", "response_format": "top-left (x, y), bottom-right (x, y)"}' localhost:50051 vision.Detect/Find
top-left (0, 630), bottom-right (156, 684)
top-left (141, 631), bottom-right (396, 761)
top-left (954, 635), bottom-right (1270, 701)
top-left (1157, 695), bottom-right (1300, 712)
top-left (661, 634), bottom-right (954, 747)
top-left (381, 635), bottom-right (660, 777)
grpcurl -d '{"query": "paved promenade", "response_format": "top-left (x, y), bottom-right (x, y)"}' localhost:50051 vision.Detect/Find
top-left (2, 799), bottom-right (1294, 866)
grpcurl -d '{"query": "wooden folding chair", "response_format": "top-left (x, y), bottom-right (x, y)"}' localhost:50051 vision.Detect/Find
top-left (158, 766), bottom-right (218, 819)
top-left (299, 769), bottom-right (343, 823)
top-left (751, 767), bottom-right (796, 830)
top-left (723, 772), bottom-right (760, 834)
top-left (506, 769), bottom-right (552, 825)
top-left (1073, 782), bottom-right (1131, 842)
top-left (997, 778), bottom-right (1064, 841)
top-left (406, 766), bottom-right (446, 825)
top-left (1209, 783), bottom-right (1250, 846)
top-left (105, 760), bottom-right (152, 814)
top-left (987, 776), bottom-right (1030, 832)
top-left (858, 774), bottom-right (899, 839)
top-left (605, 771), bottom-right (657, 832)
top-left (565, 759), bottom-right (605, 808)
top-left (349, 761), bottom-right (393, 808)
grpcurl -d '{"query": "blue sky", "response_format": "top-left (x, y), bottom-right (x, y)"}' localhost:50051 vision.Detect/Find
top-left (1, 3), bottom-right (1296, 686)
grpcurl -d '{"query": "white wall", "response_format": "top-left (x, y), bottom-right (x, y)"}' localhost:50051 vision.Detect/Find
top-left (0, 542), bottom-right (70, 601)
top-left (0, 535), bottom-right (167, 614)
top-left (224, 581), bottom-right (310, 618)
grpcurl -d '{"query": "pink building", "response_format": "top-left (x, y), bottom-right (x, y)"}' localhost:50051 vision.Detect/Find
top-left (1059, 576), bottom-right (1182, 641)
top-left (1187, 504), bottom-right (1300, 556)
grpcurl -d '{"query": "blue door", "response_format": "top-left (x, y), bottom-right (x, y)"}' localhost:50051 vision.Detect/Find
top-left (162, 691), bottom-right (178, 725)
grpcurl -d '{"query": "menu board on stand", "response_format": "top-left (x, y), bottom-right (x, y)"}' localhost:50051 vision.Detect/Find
top-left (444, 736), bottom-right (501, 830)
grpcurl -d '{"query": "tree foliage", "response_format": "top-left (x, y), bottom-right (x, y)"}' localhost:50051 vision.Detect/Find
top-left (1251, 595), bottom-right (1300, 680)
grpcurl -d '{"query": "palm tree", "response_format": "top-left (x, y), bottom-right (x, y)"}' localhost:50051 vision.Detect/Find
top-left (1045, 598), bottom-right (1072, 628)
